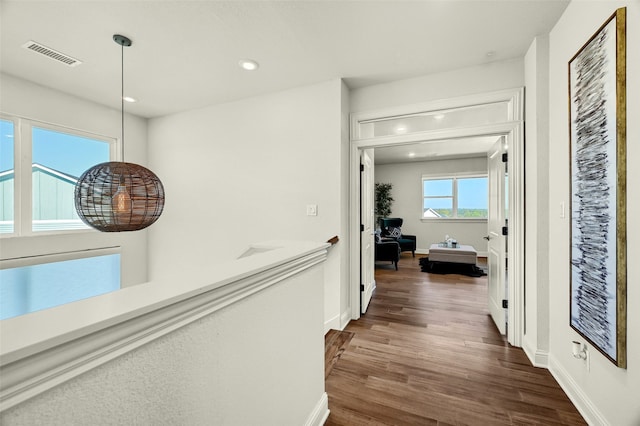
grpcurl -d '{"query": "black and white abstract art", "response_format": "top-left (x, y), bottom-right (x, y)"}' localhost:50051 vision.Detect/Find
top-left (569, 8), bottom-right (626, 368)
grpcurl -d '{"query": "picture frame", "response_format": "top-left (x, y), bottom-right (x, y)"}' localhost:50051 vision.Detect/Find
top-left (568, 7), bottom-right (626, 368)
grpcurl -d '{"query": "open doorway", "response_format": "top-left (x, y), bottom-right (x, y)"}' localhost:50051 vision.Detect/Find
top-left (349, 88), bottom-right (524, 346)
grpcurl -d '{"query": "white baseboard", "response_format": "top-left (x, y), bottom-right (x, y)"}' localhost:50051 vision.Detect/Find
top-left (324, 313), bottom-right (341, 334)
top-left (340, 309), bottom-right (352, 330)
top-left (305, 392), bottom-right (330, 426)
top-left (522, 338), bottom-right (549, 368)
top-left (548, 355), bottom-right (608, 426)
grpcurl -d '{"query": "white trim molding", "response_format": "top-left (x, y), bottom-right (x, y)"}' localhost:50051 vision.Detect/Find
top-left (548, 355), bottom-right (608, 426)
top-left (522, 338), bottom-right (549, 368)
top-left (350, 87), bottom-right (524, 142)
top-left (0, 241), bottom-right (329, 411)
top-left (349, 88), bottom-right (525, 350)
top-left (305, 392), bottom-right (330, 426)
top-left (340, 308), bottom-right (352, 330)
top-left (324, 314), bottom-right (342, 333)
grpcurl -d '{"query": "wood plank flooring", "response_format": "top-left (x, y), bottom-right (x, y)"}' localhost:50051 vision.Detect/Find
top-left (326, 329), bottom-right (355, 379)
top-left (325, 254), bottom-right (586, 425)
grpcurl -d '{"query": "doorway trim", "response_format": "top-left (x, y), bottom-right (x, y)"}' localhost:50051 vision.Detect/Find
top-left (349, 88), bottom-right (524, 346)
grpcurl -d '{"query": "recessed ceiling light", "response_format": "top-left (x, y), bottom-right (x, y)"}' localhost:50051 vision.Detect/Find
top-left (123, 96), bottom-right (137, 103)
top-left (433, 114), bottom-right (445, 121)
top-left (408, 152), bottom-right (416, 158)
top-left (486, 51), bottom-right (496, 58)
top-left (239, 59), bottom-right (259, 71)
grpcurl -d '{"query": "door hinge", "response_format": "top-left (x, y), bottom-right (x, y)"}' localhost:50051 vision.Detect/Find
top-left (502, 226), bottom-right (508, 236)
top-left (502, 299), bottom-right (508, 309)
top-left (502, 153), bottom-right (508, 163)
top-left (360, 224), bottom-right (364, 232)
top-left (360, 284), bottom-right (365, 291)
top-left (360, 164), bottom-right (364, 172)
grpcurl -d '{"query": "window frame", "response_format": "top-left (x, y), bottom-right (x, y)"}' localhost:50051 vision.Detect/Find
top-left (421, 173), bottom-right (488, 221)
top-left (0, 113), bottom-right (117, 238)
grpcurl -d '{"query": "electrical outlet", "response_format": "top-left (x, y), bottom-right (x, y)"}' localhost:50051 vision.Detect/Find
top-left (572, 340), bottom-right (590, 371)
top-left (306, 204), bottom-right (318, 216)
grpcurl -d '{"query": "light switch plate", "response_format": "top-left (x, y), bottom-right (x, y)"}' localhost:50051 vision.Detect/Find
top-left (306, 204), bottom-right (318, 216)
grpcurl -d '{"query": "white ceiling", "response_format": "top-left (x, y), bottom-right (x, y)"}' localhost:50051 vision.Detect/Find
top-left (1, 0), bottom-right (569, 120)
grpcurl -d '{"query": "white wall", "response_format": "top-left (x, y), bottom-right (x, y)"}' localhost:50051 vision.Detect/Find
top-left (375, 157), bottom-right (488, 255)
top-left (0, 73), bottom-right (149, 287)
top-left (148, 79), bottom-right (347, 332)
top-left (523, 36), bottom-right (551, 367)
top-left (339, 80), bottom-right (352, 328)
top-left (350, 59), bottom-right (524, 112)
top-left (548, 2), bottom-right (640, 425)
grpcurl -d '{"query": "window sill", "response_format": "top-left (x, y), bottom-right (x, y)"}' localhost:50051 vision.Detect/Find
top-left (0, 227), bottom-right (96, 239)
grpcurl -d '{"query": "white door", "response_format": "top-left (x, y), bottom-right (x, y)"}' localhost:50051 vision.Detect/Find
top-left (360, 149), bottom-right (375, 314)
top-left (487, 138), bottom-right (507, 334)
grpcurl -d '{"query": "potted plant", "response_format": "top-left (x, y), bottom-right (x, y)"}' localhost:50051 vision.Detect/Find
top-left (375, 183), bottom-right (393, 221)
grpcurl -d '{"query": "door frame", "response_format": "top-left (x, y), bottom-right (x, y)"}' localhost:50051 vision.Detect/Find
top-left (349, 88), bottom-right (524, 346)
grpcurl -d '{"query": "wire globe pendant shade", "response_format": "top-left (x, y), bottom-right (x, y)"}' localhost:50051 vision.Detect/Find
top-left (74, 34), bottom-right (165, 232)
top-left (75, 161), bottom-right (165, 232)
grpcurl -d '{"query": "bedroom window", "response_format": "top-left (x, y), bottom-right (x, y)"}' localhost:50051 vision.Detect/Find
top-left (422, 175), bottom-right (488, 219)
top-left (0, 114), bottom-right (114, 236)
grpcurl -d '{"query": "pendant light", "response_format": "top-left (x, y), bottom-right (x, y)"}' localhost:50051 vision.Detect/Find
top-left (74, 34), bottom-right (165, 232)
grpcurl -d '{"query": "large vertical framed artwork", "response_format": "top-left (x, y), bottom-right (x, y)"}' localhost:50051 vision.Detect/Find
top-left (569, 7), bottom-right (626, 368)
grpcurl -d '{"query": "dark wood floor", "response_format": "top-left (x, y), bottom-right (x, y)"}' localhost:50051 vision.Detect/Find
top-left (325, 254), bottom-right (586, 426)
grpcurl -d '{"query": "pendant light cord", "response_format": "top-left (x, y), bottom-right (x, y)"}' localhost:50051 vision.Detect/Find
top-left (121, 40), bottom-right (125, 162)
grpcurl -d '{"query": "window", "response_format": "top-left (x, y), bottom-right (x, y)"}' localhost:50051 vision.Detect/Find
top-left (358, 102), bottom-right (510, 139)
top-left (0, 119), bottom-right (15, 233)
top-left (0, 249), bottom-right (121, 320)
top-left (423, 178), bottom-right (454, 218)
top-left (32, 126), bottom-right (110, 232)
top-left (423, 175), bottom-right (488, 219)
top-left (1, 115), bottom-right (122, 320)
top-left (0, 115), bottom-right (114, 235)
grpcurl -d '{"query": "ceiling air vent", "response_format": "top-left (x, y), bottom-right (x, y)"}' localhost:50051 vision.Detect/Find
top-left (21, 41), bottom-right (82, 67)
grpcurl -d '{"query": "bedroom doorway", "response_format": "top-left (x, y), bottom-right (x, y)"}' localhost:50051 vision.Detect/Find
top-left (349, 88), bottom-right (524, 346)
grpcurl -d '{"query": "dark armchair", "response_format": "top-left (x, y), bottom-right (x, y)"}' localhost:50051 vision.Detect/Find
top-left (375, 239), bottom-right (400, 270)
top-left (379, 218), bottom-right (417, 257)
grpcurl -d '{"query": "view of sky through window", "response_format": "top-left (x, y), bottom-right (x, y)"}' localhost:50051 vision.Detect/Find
top-left (32, 127), bottom-right (109, 178)
top-left (458, 177), bottom-right (488, 210)
top-left (423, 179), bottom-right (452, 197)
top-left (423, 177), bottom-right (487, 218)
top-left (0, 119), bottom-right (14, 173)
top-left (0, 119), bottom-right (15, 233)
